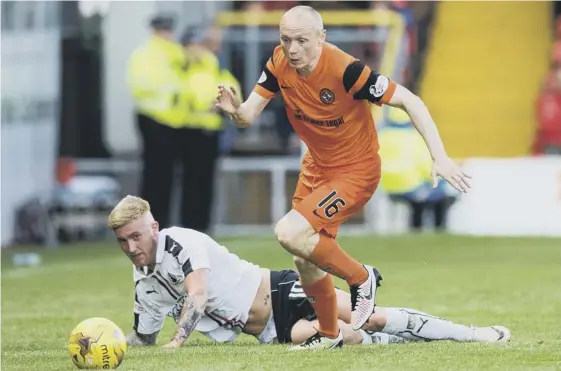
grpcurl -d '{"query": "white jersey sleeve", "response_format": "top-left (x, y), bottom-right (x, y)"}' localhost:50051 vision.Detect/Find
top-left (164, 227), bottom-right (212, 277)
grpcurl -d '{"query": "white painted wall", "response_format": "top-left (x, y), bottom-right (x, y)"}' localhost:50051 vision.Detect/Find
top-left (1, 30), bottom-right (61, 245)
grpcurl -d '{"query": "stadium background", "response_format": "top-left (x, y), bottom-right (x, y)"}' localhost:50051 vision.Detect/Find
top-left (1, 1), bottom-right (561, 371)
top-left (2, 0), bottom-right (560, 244)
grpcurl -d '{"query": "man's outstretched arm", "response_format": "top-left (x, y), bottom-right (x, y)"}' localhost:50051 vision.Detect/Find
top-left (386, 85), bottom-right (471, 193)
top-left (216, 58), bottom-right (278, 128)
top-left (228, 91), bottom-right (271, 128)
top-left (163, 269), bottom-right (209, 348)
top-left (343, 60), bottom-right (470, 193)
top-left (386, 85), bottom-right (447, 162)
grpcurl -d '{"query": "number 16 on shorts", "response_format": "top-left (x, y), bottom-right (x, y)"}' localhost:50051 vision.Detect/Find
top-left (314, 191), bottom-right (346, 219)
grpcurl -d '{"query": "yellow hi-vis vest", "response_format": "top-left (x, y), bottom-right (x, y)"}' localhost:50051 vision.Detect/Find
top-left (127, 36), bottom-right (187, 128)
top-left (378, 110), bottom-right (432, 194)
top-left (181, 51), bottom-right (242, 131)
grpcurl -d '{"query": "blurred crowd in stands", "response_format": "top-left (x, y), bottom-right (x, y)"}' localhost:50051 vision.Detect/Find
top-left (226, 0), bottom-right (434, 156)
top-left (233, 0), bottom-right (427, 91)
top-left (534, 5), bottom-right (561, 155)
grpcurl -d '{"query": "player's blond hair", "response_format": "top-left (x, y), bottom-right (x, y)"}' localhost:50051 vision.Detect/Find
top-left (107, 195), bottom-right (151, 230)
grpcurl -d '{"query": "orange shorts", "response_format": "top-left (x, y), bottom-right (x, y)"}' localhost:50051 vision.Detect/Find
top-left (292, 158), bottom-right (381, 238)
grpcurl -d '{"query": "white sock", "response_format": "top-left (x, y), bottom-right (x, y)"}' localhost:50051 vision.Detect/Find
top-left (381, 308), bottom-right (474, 342)
top-left (359, 329), bottom-right (373, 344)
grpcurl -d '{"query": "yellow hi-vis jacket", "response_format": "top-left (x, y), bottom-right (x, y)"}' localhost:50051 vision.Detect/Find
top-left (378, 108), bottom-right (433, 194)
top-left (180, 51), bottom-right (242, 131)
top-left (127, 36), bottom-right (187, 128)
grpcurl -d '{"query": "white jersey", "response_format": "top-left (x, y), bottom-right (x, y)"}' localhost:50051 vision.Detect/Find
top-left (133, 227), bottom-right (263, 342)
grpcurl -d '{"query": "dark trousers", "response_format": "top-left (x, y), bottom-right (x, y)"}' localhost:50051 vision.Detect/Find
top-left (406, 198), bottom-right (455, 231)
top-left (137, 113), bottom-right (219, 232)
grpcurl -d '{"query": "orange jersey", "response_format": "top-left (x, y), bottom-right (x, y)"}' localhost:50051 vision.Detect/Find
top-left (254, 43), bottom-right (396, 170)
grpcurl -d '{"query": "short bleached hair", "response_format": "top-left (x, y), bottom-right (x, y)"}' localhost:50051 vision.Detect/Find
top-left (107, 195), bottom-right (151, 230)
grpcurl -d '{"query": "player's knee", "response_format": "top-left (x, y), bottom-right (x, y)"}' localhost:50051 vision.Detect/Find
top-left (293, 256), bottom-right (326, 284)
top-left (274, 211), bottom-right (315, 256)
top-left (293, 256), bottom-right (318, 277)
top-left (273, 216), bottom-right (294, 248)
top-left (366, 312), bottom-right (386, 331)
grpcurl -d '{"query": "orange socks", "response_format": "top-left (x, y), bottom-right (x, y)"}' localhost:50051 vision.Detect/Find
top-left (309, 233), bottom-right (368, 286)
top-left (302, 274), bottom-right (339, 339)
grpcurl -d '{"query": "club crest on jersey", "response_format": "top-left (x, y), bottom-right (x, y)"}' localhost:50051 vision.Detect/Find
top-left (319, 88), bottom-right (335, 105)
top-left (369, 75), bottom-right (389, 98)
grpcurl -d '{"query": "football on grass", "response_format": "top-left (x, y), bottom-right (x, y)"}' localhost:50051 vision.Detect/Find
top-left (68, 317), bottom-right (127, 369)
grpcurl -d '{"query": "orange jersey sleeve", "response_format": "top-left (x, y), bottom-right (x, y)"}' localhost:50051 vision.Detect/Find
top-left (253, 46), bottom-right (283, 100)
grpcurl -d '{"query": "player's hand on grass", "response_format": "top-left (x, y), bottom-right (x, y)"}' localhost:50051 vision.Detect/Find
top-left (215, 84), bottom-right (241, 115)
top-left (432, 156), bottom-right (472, 193)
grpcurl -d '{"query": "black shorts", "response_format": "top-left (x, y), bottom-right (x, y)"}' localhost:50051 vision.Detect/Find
top-left (270, 270), bottom-right (317, 344)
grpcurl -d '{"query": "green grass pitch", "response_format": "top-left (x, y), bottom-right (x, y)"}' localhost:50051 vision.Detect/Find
top-left (2, 234), bottom-right (561, 370)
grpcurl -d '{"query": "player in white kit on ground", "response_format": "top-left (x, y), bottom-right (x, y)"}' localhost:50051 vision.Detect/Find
top-left (108, 196), bottom-right (510, 350)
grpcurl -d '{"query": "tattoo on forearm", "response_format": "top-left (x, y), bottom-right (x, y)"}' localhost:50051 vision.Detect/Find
top-left (171, 294), bottom-right (204, 344)
top-left (264, 294), bottom-right (270, 306)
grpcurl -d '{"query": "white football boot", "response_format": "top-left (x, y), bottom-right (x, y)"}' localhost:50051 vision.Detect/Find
top-left (289, 330), bottom-right (343, 351)
top-left (350, 265), bottom-right (383, 331)
top-left (472, 326), bottom-right (511, 343)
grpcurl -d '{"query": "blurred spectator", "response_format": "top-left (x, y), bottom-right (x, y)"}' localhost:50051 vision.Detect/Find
top-left (370, 1), bottom-right (390, 11)
top-left (241, 1), bottom-right (266, 12)
top-left (378, 108), bottom-right (457, 232)
top-left (533, 18), bottom-right (561, 154)
top-left (263, 1), bottom-right (299, 10)
top-left (235, 1), bottom-right (297, 11)
top-left (535, 89), bottom-right (561, 154)
top-left (304, 1), bottom-right (346, 10)
top-left (388, 0), bottom-right (416, 86)
top-left (126, 14), bottom-right (187, 228)
top-left (371, 0), bottom-right (416, 86)
top-left (555, 2), bottom-right (561, 22)
top-left (347, 1), bottom-right (415, 86)
top-left (179, 24), bottom-right (242, 233)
